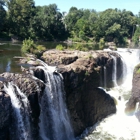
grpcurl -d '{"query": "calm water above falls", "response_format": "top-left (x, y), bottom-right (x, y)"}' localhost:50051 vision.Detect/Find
top-left (0, 41), bottom-right (100, 74)
top-left (0, 42), bottom-right (22, 74)
top-left (0, 41), bottom-right (65, 74)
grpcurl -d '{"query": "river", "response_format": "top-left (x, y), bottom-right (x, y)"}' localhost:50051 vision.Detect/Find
top-left (0, 41), bottom-right (99, 74)
top-left (0, 41), bottom-right (22, 73)
top-left (1, 41), bottom-right (140, 140)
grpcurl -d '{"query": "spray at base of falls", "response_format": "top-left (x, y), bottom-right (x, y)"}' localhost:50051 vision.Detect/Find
top-left (4, 82), bottom-right (32, 140)
top-left (80, 48), bottom-right (140, 140)
top-left (36, 61), bottom-right (75, 140)
top-left (81, 87), bottom-right (140, 140)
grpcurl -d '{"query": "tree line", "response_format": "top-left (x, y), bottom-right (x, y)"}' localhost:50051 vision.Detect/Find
top-left (0, 0), bottom-right (140, 45)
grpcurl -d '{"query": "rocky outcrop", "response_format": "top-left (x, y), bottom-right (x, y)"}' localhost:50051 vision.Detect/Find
top-left (125, 64), bottom-right (140, 118)
top-left (0, 82), bottom-right (11, 140)
top-left (0, 73), bottom-right (45, 140)
top-left (41, 50), bottom-right (123, 87)
top-left (35, 50), bottom-right (121, 135)
top-left (33, 66), bottom-right (116, 136)
top-left (0, 50), bottom-right (124, 138)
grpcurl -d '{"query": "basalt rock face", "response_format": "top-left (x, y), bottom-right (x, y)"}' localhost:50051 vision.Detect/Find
top-left (0, 50), bottom-right (124, 138)
top-left (0, 82), bottom-right (11, 140)
top-left (39, 50), bottom-right (123, 135)
top-left (0, 73), bottom-right (45, 140)
top-left (41, 50), bottom-right (124, 88)
top-left (125, 64), bottom-right (140, 118)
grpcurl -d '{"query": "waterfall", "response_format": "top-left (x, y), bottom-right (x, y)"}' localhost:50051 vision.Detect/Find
top-left (4, 82), bottom-right (32, 140)
top-left (111, 55), bottom-right (117, 87)
top-left (103, 66), bottom-right (107, 88)
top-left (81, 48), bottom-right (140, 140)
top-left (36, 64), bottom-right (75, 140)
top-left (117, 48), bottom-right (140, 89)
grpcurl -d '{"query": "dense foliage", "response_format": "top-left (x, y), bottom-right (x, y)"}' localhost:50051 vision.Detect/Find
top-left (0, 0), bottom-right (140, 46)
top-left (21, 38), bottom-right (46, 56)
top-left (0, 0), bottom-right (6, 33)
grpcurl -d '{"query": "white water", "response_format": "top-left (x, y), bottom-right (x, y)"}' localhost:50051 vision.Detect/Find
top-left (111, 55), bottom-right (117, 87)
top-left (104, 66), bottom-right (107, 88)
top-left (81, 48), bottom-right (140, 140)
top-left (37, 64), bottom-right (75, 140)
top-left (4, 82), bottom-right (32, 140)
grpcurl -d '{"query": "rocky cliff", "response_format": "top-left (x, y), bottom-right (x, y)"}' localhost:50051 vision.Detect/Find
top-left (125, 64), bottom-right (140, 119)
top-left (37, 50), bottom-right (122, 135)
top-left (0, 50), bottom-right (124, 139)
top-left (0, 73), bottom-right (45, 140)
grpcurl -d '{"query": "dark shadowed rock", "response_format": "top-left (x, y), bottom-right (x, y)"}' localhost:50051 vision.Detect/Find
top-left (60, 68), bottom-right (116, 136)
top-left (0, 49), bottom-right (124, 138)
top-left (33, 65), bottom-right (116, 136)
top-left (0, 85), bottom-right (11, 140)
top-left (33, 50), bottom-right (120, 136)
top-left (0, 73), bottom-right (45, 139)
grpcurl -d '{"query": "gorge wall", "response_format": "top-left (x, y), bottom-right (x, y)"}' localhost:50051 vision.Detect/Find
top-left (39, 50), bottom-right (123, 135)
top-left (125, 64), bottom-right (140, 119)
top-left (0, 50), bottom-right (124, 139)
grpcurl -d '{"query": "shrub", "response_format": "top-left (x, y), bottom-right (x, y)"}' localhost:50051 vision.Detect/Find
top-left (36, 45), bottom-right (46, 52)
top-left (21, 38), bottom-right (36, 53)
top-left (99, 38), bottom-right (105, 50)
top-left (21, 38), bottom-right (46, 56)
top-left (137, 68), bottom-right (140, 74)
top-left (56, 44), bottom-right (65, 50)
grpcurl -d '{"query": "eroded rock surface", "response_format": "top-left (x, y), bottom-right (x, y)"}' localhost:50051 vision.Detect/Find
top-left (41, 50), bottom-right (123, 87)
top-left (0, 83), bottom-right (11, 140)
top-left (0, 50), bottom-right (124, 138)
top-left (33, 50), bottom-right (120, 136)
top-left (0, 73), bottom-right (45, 140)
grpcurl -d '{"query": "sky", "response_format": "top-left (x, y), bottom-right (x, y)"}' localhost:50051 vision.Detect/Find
top-left (34, 0), bottom-right (140, 15)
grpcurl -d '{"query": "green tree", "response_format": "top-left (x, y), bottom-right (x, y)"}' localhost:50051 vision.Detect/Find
top-left (133, 26), bottom-right (140, 45)
top-left (64, 7), bottom-right (84, 35)
top-left (33, 4), bottom-right (67, 41)
top-left (0, 0), bottom-right (6, 33)
top-left (7, 0), bottom-right (35, 39)
top-left (95, 9), bottom-right (136, 44)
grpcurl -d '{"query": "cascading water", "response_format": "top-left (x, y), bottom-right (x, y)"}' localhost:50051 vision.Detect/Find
top-left (111, 55), bottom-right (117, 87)
top-left (4, 82), bottom-right (32, 140)
top-left (118, 48), bottom-right (140, 89)
top-left (80, 48), bottom-right (140, 140)
top-left (104, 66), bottom-right (107, 88)
top-left (36, 61), bottom-right (75, 140)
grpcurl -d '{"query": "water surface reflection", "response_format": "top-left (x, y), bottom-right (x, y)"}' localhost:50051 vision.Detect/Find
top-left (0, 42), bottom-right (22, 74)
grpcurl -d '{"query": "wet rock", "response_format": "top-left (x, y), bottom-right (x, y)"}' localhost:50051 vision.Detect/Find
top-left (125, 64), bottom-right (140, 117)
top-left (35, 50), bottom-right (121, 136)
top-left (60, 67), bottom-right (116, 136)
top-left (0, 86), bottom-right (12, 140)
top-left (0, 73), bottom-right (45, 139)
top-left (0, 49), bottom-right (124, 138)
